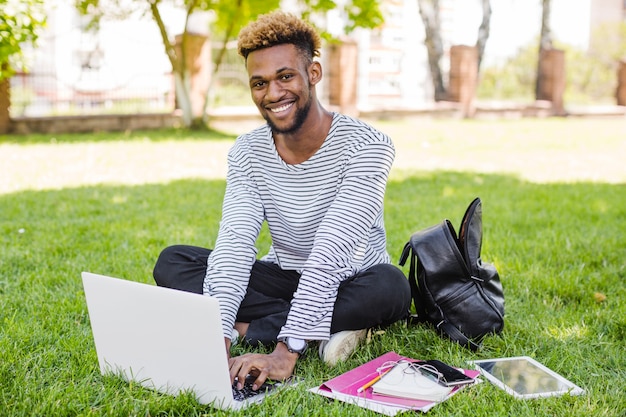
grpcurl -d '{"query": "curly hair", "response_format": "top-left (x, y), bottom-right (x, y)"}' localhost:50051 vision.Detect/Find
top-left (237, 11), bottom-right (322, 61)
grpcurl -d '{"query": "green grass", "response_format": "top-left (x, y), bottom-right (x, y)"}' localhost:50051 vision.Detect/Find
top-left (1, 119), bottom-right (625, 416)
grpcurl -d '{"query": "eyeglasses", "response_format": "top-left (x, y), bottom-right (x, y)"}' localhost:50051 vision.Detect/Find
top-left (376, 360), bottom-right (445, 385)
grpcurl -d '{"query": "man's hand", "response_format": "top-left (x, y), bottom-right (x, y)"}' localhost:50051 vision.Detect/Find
top-left (228, 342), bottom-right (298, 390)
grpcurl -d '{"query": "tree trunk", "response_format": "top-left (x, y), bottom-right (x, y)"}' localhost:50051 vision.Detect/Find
top-left (417, 0), bottom-right (447, 101)
top-left (618, 61), bottom-right (626, 106)
top-left (174, 71), bottom-right (194, 128)
top-left (202, 0), bottom-right (245, 125)
top-left (535, 0), bottom-right (553, 99)
top-left (150, 1), bottom-right (197, 129)
top-left (175, 32), bottom-right (211, 129)
top-left (0, 63), bottom-right (10, 134)
top-left (475, 0), bottom-right (491, 72)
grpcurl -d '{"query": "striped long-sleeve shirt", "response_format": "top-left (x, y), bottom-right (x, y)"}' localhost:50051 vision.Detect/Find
top-left (203, 112), bottom-right (394, 341)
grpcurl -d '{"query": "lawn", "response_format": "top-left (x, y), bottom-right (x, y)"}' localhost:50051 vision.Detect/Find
top-left (1, 117), bottom-right (625, 416)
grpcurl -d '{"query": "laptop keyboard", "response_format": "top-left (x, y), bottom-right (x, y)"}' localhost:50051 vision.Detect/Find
top-left (232, 375), bottom-right (275, 402)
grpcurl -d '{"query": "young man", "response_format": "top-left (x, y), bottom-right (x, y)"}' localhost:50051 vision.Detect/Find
top-left (153, 11), bottom-right (411, 390)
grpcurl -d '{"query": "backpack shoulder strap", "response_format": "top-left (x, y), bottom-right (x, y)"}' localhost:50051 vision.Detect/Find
top-left (437, 321), bottom-right (481, 351)
top-left (399, 242), bottom-right (427, 322)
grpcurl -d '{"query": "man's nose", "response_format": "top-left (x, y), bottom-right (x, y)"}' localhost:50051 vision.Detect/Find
top-left (265, 80), bottom-right (284, 101)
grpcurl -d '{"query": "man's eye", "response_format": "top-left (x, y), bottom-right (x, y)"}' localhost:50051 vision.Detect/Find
top-left (281, 74), bottom-right (293, 80)
top-left (252, 81), bottom-right (266, 88)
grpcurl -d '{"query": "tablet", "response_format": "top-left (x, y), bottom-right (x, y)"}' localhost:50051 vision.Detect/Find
top-left (469, 356), bottom-right (584, 399)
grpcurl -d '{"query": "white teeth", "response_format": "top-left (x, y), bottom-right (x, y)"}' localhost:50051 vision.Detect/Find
top-left (271, 103), bottom-right (293, 113)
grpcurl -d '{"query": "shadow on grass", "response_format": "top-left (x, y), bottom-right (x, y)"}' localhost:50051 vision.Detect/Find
top-left (2, 171), bottom-right (625, 306)
top-left (1, 171), bottom-right (625, 415)
top-left (0, 127), bottom-right (238, 145)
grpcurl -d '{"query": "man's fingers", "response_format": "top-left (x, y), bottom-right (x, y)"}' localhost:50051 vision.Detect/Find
top-left (229, 354), bottom-right (260, 390)
top-left (228, 350), bottom-right (295, 390)
top-left (228, 356), bottom-right (246, 389)
top-left (252, 369), bottom-right (270, 391)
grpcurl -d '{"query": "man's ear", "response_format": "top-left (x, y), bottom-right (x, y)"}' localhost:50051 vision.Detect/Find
top-left (308, 61), bottom-right (323, 86)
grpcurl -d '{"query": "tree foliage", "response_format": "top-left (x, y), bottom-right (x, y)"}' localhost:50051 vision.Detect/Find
top-left (589, 21), bottom-right (626, 69)
top-left (477, 41), bottom-right (538, 102)
top-left (290, 0), bottom-right (384, 34)
top-left (478, 30), bottom-right (624, 105)
top-left (74, 0), bottom-right (384, 128)
top-left (0, 0), bottom-right (46, 80)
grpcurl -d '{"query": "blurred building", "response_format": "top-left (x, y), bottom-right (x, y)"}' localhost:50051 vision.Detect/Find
top-left (10, 0), bottom-right (626, 118)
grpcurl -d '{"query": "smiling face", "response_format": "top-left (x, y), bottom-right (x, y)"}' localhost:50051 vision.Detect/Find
top-left (246, 44), bottom-right (321, 135)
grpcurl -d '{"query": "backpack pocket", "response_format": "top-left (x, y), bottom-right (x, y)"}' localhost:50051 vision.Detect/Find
top-left (437, 281), bottom-right (503, 339)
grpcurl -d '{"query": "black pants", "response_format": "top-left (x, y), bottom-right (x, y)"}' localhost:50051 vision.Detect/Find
top-left (153, 245), bottom-right (411, 346)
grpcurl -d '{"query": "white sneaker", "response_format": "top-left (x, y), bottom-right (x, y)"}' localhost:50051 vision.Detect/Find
top-left (318, 329), bottom-right (368, 366)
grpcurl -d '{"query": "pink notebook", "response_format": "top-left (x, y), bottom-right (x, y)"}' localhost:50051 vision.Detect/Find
top-left (310, 352), bottom-right (480, 415)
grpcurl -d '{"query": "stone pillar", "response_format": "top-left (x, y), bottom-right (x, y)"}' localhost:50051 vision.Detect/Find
top-left (617, 60), bottom-right (626, 106)
top-left (537, 48), bottom-right (566, 115)
top-left (326, 40), bottom-right (358, 117)
top-left (448, 45), bottom-right (478, 118)
top-left (175, 33), bottom-right (211, 119)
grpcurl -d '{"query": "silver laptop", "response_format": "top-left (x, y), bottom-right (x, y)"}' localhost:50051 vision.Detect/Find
top-left (81, 271), bottom-right (287, 410)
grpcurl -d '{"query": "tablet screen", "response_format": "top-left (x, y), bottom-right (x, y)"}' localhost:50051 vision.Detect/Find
top-left (470, 356), bottom-right (584, 399)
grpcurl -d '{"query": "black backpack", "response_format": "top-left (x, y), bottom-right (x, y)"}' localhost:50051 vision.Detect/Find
top-left (399, 197), bottom-right (505, 350)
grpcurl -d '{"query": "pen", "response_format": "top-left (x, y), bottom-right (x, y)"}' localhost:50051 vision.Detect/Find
top-left (357, 369), bottom-right (391, 393)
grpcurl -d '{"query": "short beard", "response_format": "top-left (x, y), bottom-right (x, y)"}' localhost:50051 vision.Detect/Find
top-left (265, 91), bottom-right (313, 135)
